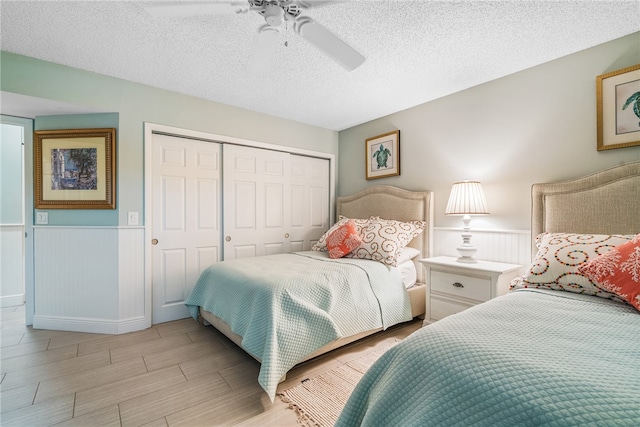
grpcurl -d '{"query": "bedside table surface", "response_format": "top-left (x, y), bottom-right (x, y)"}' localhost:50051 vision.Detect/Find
top-left (420, 256), bottom-right (521, 274)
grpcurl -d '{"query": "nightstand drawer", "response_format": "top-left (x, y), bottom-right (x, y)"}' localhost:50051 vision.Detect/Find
top-left (431, 271), bottom-right (491, 302)
top-left (430, 294), bottom-right (475, 321)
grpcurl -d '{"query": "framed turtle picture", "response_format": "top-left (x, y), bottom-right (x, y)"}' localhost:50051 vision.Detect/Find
top-left (596, 64), bottom-right (640, 151)
top-left (365, 130), bottom-right (400, 180)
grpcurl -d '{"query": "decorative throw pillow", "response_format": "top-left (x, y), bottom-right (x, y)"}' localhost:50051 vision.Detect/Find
top-left (509, 232), bottom-right (634, 302)
top-left (346, 218), bottom-right (426, 266)
top-left (311, 216), bottom-right (377, 252)
top-left (326, 220), bottom-right (363, 259)
top-left (578, 234), bottom-right (640, 311)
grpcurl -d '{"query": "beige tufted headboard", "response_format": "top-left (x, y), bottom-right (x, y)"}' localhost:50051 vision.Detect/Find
top-left (531, 161), bottom-right (640, 256)
top-left (336, 185), bottom-right (434, 283)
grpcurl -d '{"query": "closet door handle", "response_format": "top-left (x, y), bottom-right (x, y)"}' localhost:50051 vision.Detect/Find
top-left (225, 236), bottom-right (231, 242)
top-left (151, 239), bottom-right (158, 245)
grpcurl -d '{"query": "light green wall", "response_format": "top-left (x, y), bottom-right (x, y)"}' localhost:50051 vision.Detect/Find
top-left (34, 113), bottom-right (119, 226)
top-left (338, 32), bottom-right (640, 231)
top-left (1, 51), bottom-right (339, 226)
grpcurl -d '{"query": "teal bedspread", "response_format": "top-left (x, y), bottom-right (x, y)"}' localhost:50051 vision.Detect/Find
top-left (337, 289), bottom-right (640, 426)
top-left (184, 251), bottom-right (412, 400)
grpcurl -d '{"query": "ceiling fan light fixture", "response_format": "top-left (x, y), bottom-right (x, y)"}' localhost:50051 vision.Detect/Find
top-left (264, 4), bottom-right (285, 27)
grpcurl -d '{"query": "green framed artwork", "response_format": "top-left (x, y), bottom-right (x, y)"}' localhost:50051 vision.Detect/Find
top-left (365, 130), bottom-right (400, 180)
top-left (596, 64), bottom-right (640, 151)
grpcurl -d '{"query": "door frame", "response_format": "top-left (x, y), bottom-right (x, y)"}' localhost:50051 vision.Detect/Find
top-left (143, 122), bottom-right (336, 325)
top-left (1, 115), bottom-right (34, 324)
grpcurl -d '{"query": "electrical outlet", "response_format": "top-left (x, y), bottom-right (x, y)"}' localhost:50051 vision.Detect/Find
top-left (127, 211), bottom-right (139, 226)
top-left (36, 212), bottom-right (48, 224)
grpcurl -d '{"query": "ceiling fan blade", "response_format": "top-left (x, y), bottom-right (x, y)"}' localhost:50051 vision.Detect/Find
top-left (296, 1), bottom-right (341, 9)
top-left (249, 26), bottom-right (280, 75)
top-left (295, 17), bottom-right (364, 71)
top-left (144, 1), bottom-right (249, 18)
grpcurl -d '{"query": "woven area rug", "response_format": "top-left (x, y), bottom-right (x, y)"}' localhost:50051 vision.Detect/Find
top-left (278, 340), bottom-right (399, 426)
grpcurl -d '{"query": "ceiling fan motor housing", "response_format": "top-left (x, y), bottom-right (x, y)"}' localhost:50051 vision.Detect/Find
top-left (252, 0), bottom-right (303, 26)
top-left (264, 3), bottom-right (284, 26)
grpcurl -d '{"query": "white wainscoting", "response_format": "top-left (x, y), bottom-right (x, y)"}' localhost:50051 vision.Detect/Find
top-left (33, 226), bottom-right (146, 334)
top-left (0, 224), bottom-right (25, 307)
top-left (434, 227), bottom-right (532, 270)
top-left (118, 226), bottom-right (149, 332)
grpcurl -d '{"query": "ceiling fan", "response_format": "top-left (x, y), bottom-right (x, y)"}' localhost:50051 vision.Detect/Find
top-left (144, 1), bottom-right (365, 73)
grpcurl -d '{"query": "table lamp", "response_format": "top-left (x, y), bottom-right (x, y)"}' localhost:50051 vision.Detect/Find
top-left (445, 180), bottom-right (489, 263)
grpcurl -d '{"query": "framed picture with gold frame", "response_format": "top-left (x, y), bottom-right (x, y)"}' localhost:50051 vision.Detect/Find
top-left (365, 130), bottom-right (400, 180)
top-left (596, 64), bottom-right (640, 151)
top-left (34, 128), bottom-right (116, 209)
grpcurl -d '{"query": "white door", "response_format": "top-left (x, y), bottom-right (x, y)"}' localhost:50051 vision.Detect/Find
top-left (151, 134), bottom-right (222, 324)
top-left (223, 144), bottom-right (290, 259)
top-left (0, 119), bottom-right (26, 310)
top-left (289, 155), bottom-right (330, 251)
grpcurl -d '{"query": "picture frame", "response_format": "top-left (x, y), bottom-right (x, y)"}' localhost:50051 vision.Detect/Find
top-left (365, 130), bottom-right (400, 180)
top-left (596, 64), bottom-right (640, 151)
top-left (34, 128), bottom-right (116, 209)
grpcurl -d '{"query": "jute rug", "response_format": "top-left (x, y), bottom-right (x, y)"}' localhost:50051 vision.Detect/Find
top-left (278, 340), bottom-right (399, 426)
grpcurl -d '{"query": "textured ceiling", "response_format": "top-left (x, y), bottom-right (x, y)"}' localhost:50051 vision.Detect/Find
top-left (1, 1), bottom-right (639, 130)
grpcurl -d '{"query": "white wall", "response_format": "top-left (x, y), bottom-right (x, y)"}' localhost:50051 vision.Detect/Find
top-left (338, 32), bottom-right (640, 264)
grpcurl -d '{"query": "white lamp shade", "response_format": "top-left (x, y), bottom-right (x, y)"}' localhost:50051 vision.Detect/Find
top-left (445, 181), bottom-right (489, 215)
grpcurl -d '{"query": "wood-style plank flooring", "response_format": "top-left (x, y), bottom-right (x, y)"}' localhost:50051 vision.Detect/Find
top-left (1, 305), bottom-right (422, 426)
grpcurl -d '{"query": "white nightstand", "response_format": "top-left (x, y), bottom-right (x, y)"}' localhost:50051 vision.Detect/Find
top-left (419, 256), bottom-right (522, 325)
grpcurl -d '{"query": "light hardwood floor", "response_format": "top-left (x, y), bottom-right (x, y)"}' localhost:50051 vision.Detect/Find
top-left (1, 305), bottom-right (422, 426)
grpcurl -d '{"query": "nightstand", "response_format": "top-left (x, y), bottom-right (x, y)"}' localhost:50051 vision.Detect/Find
top-left (419, 256), bottom-right (521, 324)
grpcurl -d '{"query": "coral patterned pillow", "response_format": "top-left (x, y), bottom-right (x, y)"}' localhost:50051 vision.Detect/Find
top-left (578, 234), bottom-right (640, 311)
top-left (312, 216), bottom-right (377, 252)
top-left (326, 220), bottom-right (363, 259)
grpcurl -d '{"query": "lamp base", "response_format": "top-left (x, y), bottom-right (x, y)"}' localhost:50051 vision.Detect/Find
top-left (454, 214), bottom-right (479, 263)
top-left (455, 245), bottom-right (478, 263)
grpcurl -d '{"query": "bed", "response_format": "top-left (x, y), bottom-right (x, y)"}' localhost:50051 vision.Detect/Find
top-left (337, 161), bottom-right (640, 426)
top-left (185, 185), bottom-right (433, 400)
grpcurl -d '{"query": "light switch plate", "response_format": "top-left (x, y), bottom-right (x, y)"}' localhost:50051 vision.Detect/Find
top-left (36, 212), bottom-right (48, 224)
top-left (127, 211), bottom-right (139, 226)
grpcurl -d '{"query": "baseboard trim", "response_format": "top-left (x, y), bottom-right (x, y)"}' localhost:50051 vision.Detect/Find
top-left (0, 294), bottom-right (25, 308)
top-left (33, 315), bottom-right (148, 335)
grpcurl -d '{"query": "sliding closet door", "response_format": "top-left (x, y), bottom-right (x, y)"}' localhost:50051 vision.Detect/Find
top-left (223, 144), bottom-right (290, 259)
top-left (289, 155), bottom-right (330, 251)
top-left (151, 134), bottom-right (222, 324)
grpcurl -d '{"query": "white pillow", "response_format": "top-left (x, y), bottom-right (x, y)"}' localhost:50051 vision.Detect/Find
top-left (346, 218), bottom-right (426, 266)
top-left (398, 260), bottom-right (417, 288)
top-left (397, 247), bottom-right (421, 265)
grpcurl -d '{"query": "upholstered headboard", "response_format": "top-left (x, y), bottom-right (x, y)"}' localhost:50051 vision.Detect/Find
top-left (336, 185), bottom-right (434, 283)
top-left (531, 161), bottom-right (640, 255)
